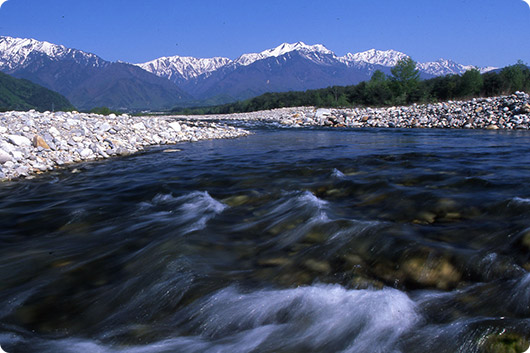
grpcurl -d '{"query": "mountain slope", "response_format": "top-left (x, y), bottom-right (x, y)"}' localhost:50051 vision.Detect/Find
top-left (1, 36), bottom-right (499, 110)
top-left (0, 71), bottom-right (75, 112)
top-left (137, 42), bottom-right (497, 105)
top-left (0, 36), bottom-right (191, 110)
top-left (137, 56), bottom-right (231, 84)
top-left (67, 62), bottom-right (191, 110)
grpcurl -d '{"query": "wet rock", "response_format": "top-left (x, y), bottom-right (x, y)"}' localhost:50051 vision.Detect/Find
top-left (520, 230), bottom-right (530, 251)
top-left (480, 331), bottom-right (529, 353)
top-left (304, 259), bottom-right (332, 274)
top-left (223, 195), bottom-right (250, 207)
top-left (400, 252), bottom-right (461, 290)
top-left (257, 257), bottom-right (291, 267)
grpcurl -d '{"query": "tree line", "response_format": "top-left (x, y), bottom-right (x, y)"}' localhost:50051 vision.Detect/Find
top-left (170, 59), bottom-right (530, 115)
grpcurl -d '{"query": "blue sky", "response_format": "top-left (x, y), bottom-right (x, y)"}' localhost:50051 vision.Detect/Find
top-left (0, 0), bottom-right (529, 67)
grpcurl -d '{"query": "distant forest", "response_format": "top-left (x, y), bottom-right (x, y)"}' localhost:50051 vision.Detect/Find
top-left (170, 59), bottom-right (530, 115)
top-left (0, 71), bottom-right (75, 112)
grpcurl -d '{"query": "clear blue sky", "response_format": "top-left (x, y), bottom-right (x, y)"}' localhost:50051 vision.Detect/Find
top-left (0, 0), bottom-right (529, 67)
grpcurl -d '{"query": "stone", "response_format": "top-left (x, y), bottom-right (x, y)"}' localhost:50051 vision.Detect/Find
top-left (79, 148), bottom-right (92, 158)
top-left (49, 126), bottom-right (61, 137)
top-left (7, 134), bottom-right (31, 147)
top-left (32, 135), bottom-right (50, 149)
top-left (480, 331), bottom-right (529, 353)
top-left (401, 253), bottom-right (461, 290)
top-left (133, 122), bottom-right (146, 130)
top-left (99, 123), bottom-right (112, 132)
top-left (314, 108), bottom-right (332, 120)
top-left (304, 259), bottom-right (331, 274)
top-left (0, 149), bottom-right (12, 164)
top-left (11, 151), bottom-right (23, 161)
top-left (169, 122), bottom-right (182, 132)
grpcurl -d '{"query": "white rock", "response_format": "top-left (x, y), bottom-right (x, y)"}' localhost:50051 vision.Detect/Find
top-left (0, 149), bottom-right (12, 164)
top-left (49, 126), bottom-right (61, 137)
top-left (169, 122), bottom-right (182, 132)
top-left (11, 150), bottom-right (23, 161)
top-left (0, 126), bottom-right (7, 133)
top-left (7, 134), bottom-right (31, 147)
top-left (99, 123), bottom-right (112, 132)
top-left (314, 108), bottom-right (332, 119)
top-left (80, 148), bottom-right (92, 158)
top-left (133, 122), bottom-right (146, 130)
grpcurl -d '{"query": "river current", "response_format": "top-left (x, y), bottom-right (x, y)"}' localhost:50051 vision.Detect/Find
top-left (0, 125), bottom-right (529, 352)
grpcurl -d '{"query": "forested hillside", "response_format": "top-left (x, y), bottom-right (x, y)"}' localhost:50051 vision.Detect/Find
top-left (0, 71), bottom-right (75, 112)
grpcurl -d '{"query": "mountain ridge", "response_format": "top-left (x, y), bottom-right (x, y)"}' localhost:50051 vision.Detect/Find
top-left (1, 36), bottom-right (499, 110)
top-left (0, 36), bottom-right (191, 110)
top-left (137, 42), bottom-right (496, 81)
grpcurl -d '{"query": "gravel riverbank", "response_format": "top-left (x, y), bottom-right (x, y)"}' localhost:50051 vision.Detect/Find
top-left (1, 92), bottom-right (529, 181)
top-left (0, 111), bottom-right (250, 181)
top-left (187, 91), bottom-right (530, 129)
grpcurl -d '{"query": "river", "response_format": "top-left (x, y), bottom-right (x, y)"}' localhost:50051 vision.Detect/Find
top-left (1, 125), bottom-right (529, 352)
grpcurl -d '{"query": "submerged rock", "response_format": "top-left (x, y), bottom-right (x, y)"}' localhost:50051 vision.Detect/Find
top-left (480, 331), bottom-right (530, 353)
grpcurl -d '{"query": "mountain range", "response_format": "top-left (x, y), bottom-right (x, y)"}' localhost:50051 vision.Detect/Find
top-left (0, 36), bottom-right (497, 111)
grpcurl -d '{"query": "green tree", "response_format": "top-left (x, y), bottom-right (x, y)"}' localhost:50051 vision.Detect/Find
top-left (459, 68), bottom-right (483, 97)
top-left (365, 70), bottom-right (392, 105)
top-left (390, 57), bottom-right (421, 104)
top-left (500, 60), bottom-right (526, 93)
top-left (370, 70), bottom-right (387, 83)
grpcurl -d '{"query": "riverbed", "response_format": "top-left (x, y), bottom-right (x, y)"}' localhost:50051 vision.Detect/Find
top-left (0, 126), bottom-right (529, 352)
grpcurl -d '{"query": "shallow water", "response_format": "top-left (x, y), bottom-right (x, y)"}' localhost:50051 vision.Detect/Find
top-left (0, 126), bottom-right (529, 352)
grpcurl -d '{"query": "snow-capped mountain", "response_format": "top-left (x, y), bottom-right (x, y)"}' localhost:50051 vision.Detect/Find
top-left (418, 59), bottom-right (497, 76)
top-left (137, 42), bottom-right (496, 93)
top-left (233, 41), bottom-right (335, 67)
top-left (0, 36), bottom-right (106, 71)
top-left (341, 49), bottom-right (409, 67)
top-left (1, 36), bottom-right (499, 109)
top-left (136, 41), bottom-right (337, 84)
top-left (137, 56), bottom-right (231, 83)
top-left (0, 36), bottom-right (190, 110)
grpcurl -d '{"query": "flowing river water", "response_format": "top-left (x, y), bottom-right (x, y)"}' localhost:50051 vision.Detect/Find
top-left (0, 125), bottom-right (529, 352)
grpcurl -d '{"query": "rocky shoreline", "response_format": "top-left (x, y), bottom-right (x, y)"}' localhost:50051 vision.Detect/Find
top-left (1, 92), bottom-right (529, 181)
top-left (0, 111), bottom-right (250, 181)
top-left (190, 91), bottom-right (530, 129)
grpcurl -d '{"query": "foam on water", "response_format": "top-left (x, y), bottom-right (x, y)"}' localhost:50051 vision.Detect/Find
top-left (136, 191), bottom-right (227, 233)
top-left (0, 285), bottom-right (421, 353)
top-left (511, 197), bottom-right (530, 205)
top-left (175, 284), bottom-right (419, 353)
top-left (332, 168), bottom-right (346, 179)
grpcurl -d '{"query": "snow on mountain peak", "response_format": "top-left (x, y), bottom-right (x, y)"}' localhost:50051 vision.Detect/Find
top-left (264, 41), bottom-right (333, 57)
top-left (137, 55), bottom-right (232, 81)
top-left (343, 49), bottom-right (409, 67)
top-left (0, 35), bottom-right (105, 71)
top-left (235, 41), bottom-right (334, 66)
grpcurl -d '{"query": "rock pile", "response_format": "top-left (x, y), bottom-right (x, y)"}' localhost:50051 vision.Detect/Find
top-left (180, 92), bottom-right (530, 130)
top-left (293, 92), bottom-right (530, 129)
top-left (0, 111), bottom-right (250, 181)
